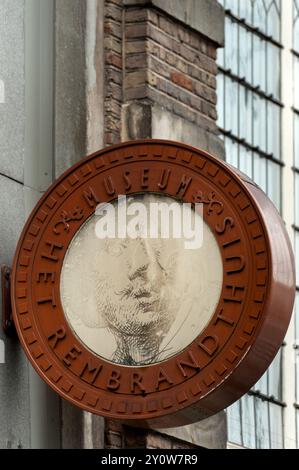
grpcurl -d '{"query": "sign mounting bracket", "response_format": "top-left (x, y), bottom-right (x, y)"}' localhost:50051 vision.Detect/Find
top-left (1, 265), bottom-right (15, 336)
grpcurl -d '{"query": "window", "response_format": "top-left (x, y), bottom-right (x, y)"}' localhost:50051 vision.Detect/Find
top-left (293, 0), bottom-right (299, 447)
top-left (218, 0), bottom-right (285, 449)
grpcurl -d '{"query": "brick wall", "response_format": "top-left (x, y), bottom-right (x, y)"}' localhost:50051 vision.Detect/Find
top-left (104, 0), bottom-right (220, 147)
top-left (105, 421), bottom-right (198, 449)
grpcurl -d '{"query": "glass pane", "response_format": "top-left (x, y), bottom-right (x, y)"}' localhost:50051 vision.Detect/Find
top-left (268, 348), bottom-right (282, 400)
top-left (253, 153), bottom-right (267, 192)
top-left (294, 114), bottom-right (299, 167)
top-left (227, 400), bottom-right (242, 445)
top-left (267, 161), bottom-right (281, 211)
top-left (253, 0), bottom-right (267, 33)
top-left (267, 102), bottom-right (280, 159)
top-left (217, 74), bottom-right (224, 128)
top-left (295, 291), bottom-right (299, 350)
top-left (225, 137), bottom-right (239, 168)
top-left (267, 43), bottom-right (280, 99)
top-left (267, 1), bottom-right (280, 42)
top-left (269, 404), bottom-right (283, 449)
top-left (255, 398), bottom-right (270, 449)
top-left (241, 394), bottom-right (256, 448)
top-left (239, 145), bottom-right (253, 178)
top-left (294, 0), bottom-right (299, 52)
top-left (295, 173), bottom-right (299, 226)
top-left (239, 0), bottom-right (252, 23)
top-left (296, 348), bottom-right (299, 403)
top-left (294, 56), bottom-right (299, 109)
top-left (253, 94), bottom-right (266, 152)
top-left (225, 76), bottom-right (238, 135)
top-left (295, 231), bottom-right (299, 283)
top-left (217, 45), bottom-right (224, 68)
top-left (225, 0), bottom-right (239, 16)
top-left (225, 17), bottom-right (238, 75)
top-left (239, 26), bottom-right (252, 83)
top-left (239, 85), bottom-right (252, 144)
top-left (255, 370), bottom-right (268, 395)
top-left (253, 36), bottom-right (266, 91)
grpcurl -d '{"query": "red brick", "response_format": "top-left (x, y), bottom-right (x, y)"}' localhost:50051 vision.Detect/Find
top-left (170, 71), bottom-right (193, 92)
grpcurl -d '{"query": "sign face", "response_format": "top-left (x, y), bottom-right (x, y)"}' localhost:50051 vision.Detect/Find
top-left (11, 140), bottom-right (295, 428)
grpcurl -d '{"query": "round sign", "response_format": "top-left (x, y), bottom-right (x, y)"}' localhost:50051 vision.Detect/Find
top-left (11, 140), bottom-right (295, 428)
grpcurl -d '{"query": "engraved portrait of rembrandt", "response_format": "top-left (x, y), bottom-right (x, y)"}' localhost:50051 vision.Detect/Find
top-left (60, 194), bottom-right (223, 366)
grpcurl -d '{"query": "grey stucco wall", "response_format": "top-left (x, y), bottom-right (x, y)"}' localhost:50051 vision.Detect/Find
top-left (0, 0), bottom-right (25, 183)
top-left (0, 0), bottom-right (30, 449)
top-left (0, 0), bottom-right (60, 449)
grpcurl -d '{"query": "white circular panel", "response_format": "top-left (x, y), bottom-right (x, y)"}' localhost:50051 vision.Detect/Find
top-left (60, 194), bottom-right (223, 366)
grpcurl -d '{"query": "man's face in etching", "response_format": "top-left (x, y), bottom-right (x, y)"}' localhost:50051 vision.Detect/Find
top-left (95, 237), bottom-right (179, 337)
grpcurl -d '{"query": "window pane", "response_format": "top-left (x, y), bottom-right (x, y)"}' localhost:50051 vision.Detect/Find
top-left (267, 102), bottom-right (280, 159)
top-left (295, 291), bottom-right (299, 349)
top-left (295, 173), bottom-right (299, 226)
top-left (241, 394), bottom-right (256, 448)
top-left (296, 348), bottom-right (299, 403)
top-left (267, 44), bottom-right (280, 99)
top-left (255, 398), bottom-right (270, 449)
top-left (225, 17), bottom-right (238, 75)
top-left (239, 0), bottom-right (252, 23)
top-left (225, 137), bottom-right (239, 168)
top-left (239, 26), bottom-right (252, 84)
top-left (294, 56), bottom-right (299, 110)
top-left (294, 0), bottom-right (299, 52)
top-left (217, 74), bottom-right (224, 129)
top-left (225, 77), bottom-right (238, 135)
top-left (227, 400), bottom-right (242, 445)
top-left (269, 404), bottom-right (283, 449)
top-left (267, 1), bottom-right (280, 42)
top-left (253, 0), bottom-right (267, 34)
top-left (239, 145), bottom-right (253, 178)
top-left (225, 0), bottom-right (238, 16)
top-left (253, 94), bottom-right (266, 152)
top-left (253, 153), bottom-right (267, 192)
top-left (295, 231), bottom-right (299, 283)
top-left (268, 348), bottom-right (282, 400)
top-left (239, 85), bottom-right (252, 143)
top-left (294, 114), bottom-right (299, 168)
top-left (254, 370), bottom-right (268, 395)
top-left (267, 161), bottom-right (281, 211)
top-left (253, 36), bottom-right (266, 91)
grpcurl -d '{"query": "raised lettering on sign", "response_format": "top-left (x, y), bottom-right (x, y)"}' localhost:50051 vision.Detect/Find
top-left (80, 360), bottom-right (102, 385)
top-left (155, 368), bottom-right (174, 390)
top-left (48, 326), bottom-right (66, 349)
top-left (158, 169), bottom-right (171, 190)
top-left (41, 241), bottom-right (64, 262)
top-left (123, 171), bottom-right (132, 191)
top-left (131, 372), bottom-right (146, 394)
top-left (176, 175), bottom-right (192, 197)
top-left (37, 289), bottom-right (56, 307)
top-left (83, 186), bottom-right (100, 208)
top-left (63, 345), bottom-right (82, 367)
top-left (197, 335), bottom-right (219, 357)
top-left (37, 272), bottom-right (56, 283)
top-left (103, 176), bottom-right (115, 196)
top-left (107, 370), bottom-right (121, 390)
top-left (177, 351), bottom-right (200, 378)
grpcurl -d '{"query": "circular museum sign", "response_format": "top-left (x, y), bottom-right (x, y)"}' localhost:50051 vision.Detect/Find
top-left (11, 140), bottom-right (295, 428)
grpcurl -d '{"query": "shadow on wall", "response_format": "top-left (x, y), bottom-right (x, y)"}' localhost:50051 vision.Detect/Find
top-left (0, 339), bottom-right (4, 363)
